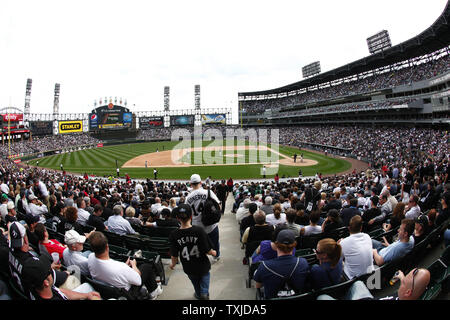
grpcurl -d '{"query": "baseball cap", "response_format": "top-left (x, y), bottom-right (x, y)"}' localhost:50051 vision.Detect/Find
top-left (24, 214), bottom-right (40, 226)
top-left (1, 194), bottom-right (8, 201)
top-left (276, 229), bottom-right (296, 245)
top-left (415, 215), bottom-right (429, 227)
top-left (22, 257), bottom-right (53, 288)
top-left (64, 230), bottom-right (86, 245)
top-left (9, 221), bottom-right (26, 248)
top-left (7, 202), bottom-right (15, 210)
top-left (190, 174), bottom-right (201, 184)
top-left (172, 204), bottom-right (192, 219)
top-left (28, 194), bottom-right (37, 201)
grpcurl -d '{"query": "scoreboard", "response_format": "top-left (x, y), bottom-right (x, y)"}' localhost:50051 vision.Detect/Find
top-left (89, 104), bottom-right (132, 130)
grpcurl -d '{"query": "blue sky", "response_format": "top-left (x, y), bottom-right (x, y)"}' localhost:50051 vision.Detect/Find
top-left (0, 0), bottom-right (447, 123)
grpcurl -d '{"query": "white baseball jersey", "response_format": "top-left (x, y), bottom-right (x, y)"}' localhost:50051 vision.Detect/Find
top-left (185, 187), bottom-right (220, 234)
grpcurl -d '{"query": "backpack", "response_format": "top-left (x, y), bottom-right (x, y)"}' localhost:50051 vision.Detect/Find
top-left (262, 258), bottom-right (300, 298)
top-left (201, 189), bottom-right (221, 226)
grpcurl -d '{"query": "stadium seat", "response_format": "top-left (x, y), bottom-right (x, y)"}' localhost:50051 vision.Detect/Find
top-left (313, 278), bottom-right (356, 300)
top-left (123, 235), bottom-right (147, 251)
top-left (325, 226), bottom-right (349, 241)
top-left (143, 238), bottom-right (171, 259)
top-left (103, 231), bottom-right (125, 247)
top-left (368, 228), bottom-right (385, 239)
top-left (83, 276), bottom-right (128, 300)
top-left (244, 240), bottom-right (262, 262)
top-left (298, 233), bottom-right (324, 249)
top-left (131, 250), bottom-right (166, 285)
top-left (420, 283), bottom-right (442, 300)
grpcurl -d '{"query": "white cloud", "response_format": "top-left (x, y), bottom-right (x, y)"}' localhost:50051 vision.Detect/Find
top-left (0, 0), bottom-right (447, 124)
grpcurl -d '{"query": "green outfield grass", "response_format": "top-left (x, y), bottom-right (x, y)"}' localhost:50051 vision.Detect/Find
top-left (27, 140), bottom-right (352, 180)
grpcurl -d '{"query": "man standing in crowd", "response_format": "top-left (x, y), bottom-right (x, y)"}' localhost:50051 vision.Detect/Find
top-left (186, 174), bottom-right (221, 262)
top-left (216, 180), bottom-right (228, 214)
top-left (169, 204), bottom-right (217, 300)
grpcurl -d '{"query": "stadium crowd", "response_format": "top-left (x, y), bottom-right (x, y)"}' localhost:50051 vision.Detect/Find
top-left (0, 133), bottom-right (102, 158)
top-left (241, 54), bottom-right (449, 114)
top-left (0, 119), bottom-right (447, 300)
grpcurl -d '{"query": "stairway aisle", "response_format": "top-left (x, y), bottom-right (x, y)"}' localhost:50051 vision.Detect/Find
top-left (159, 194), bottom-right (255, 300)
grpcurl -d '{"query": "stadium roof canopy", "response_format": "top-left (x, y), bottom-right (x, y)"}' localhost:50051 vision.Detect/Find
top-left (239, 1), bottom-right (450, 97)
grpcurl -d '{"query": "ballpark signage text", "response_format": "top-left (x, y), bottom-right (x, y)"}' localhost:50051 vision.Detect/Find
top-left (59, 121), bottom-right (83, 133)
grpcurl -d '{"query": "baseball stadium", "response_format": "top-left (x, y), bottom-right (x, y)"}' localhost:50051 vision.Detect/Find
top-left (0, 0), bottom-right (449, 310)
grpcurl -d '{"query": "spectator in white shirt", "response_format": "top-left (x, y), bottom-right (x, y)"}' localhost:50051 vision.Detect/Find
top-left (405, 195), bottom-right (421, 220)
top-left (300, 211), bottom-right (323, 236)
top-left (28, 194), bottom-right (47, 223)
top-left (63, 230), bottom-right (91, 276)
top-left (106, 205), bottom-right (136, 236)
top-left (151, 197), bottom-right (162, 216)
top-left (87, 231), bottom-right (162, 299)
top-left (236, 198), bottom-right (251, 224)
top-left (0, 194), bottom-right (9, 221)
top-left (266, 203), bottom-right (287, 227)
top-left (339, 215), bottom-right (374, 279)
top-left (0, 180), bottom-right (9, 195)
top-left (75, 198), bottom-right (91, 226)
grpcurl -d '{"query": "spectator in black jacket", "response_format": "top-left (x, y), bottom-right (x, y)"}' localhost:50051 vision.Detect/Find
top-left (436, 192), bottom-right (450, 226)
top-left (340, 198), bottom-right (360, 226)
top-left (322, 209), bottom-right (344, 234)
top-left (323, 192), bottom-right (342, 212)
top-left (362, 196), bottom-right (382, 232)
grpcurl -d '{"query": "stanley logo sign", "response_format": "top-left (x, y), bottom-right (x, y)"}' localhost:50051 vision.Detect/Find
top-left (59, 121), bottom-right (83, 133)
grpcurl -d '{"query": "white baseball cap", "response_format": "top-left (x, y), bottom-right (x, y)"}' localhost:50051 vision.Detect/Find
top-left (190, 174), bottom-right (201, 184)
top-left (64, 230), bottom-right (86, 245)
top-left (7, 202), bottom-right (15, 210)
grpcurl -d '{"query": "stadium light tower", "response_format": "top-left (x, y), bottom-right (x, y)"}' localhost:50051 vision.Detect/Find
top-left (302, 61), bottom-right (321, 79)
top-left (367, 30), bottom-right (392, 54)
top-left (164, 86), bottom-right (170, 111)
top-left (195, 85), bottom-right (200, 110)
top-left (24, 78), bottom-right (32, 114)
top-left (53, 83), bottom-right (60, 115)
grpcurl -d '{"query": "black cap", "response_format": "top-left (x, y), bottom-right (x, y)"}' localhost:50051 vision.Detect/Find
top-left (9, 221), bottom-right (26, 248)
top-left (414, 215), bottom-right (429, 227)
top-left (172, 204), bottom-right (192, 220)
top-left (24, 214), bottom-right (40, 226)
top-left (276, 229), bottom-right (296, 245)
top-left (22, 257), bottom-right (53, 288)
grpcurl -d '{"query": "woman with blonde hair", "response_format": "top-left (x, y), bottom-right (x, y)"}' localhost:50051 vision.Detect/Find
top-left (310, 238), bottom-right (343, 290)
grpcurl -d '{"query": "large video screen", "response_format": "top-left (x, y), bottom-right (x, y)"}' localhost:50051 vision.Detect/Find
top-left (30, 121), bottom-right (53, 136)
top-left (89, 105), bottom-right (132, 130)
top-left (170, 115), bottom-right (194, 126)
top-left (139, 117), bottom-right (164, 129)
top-left (201, 114), bottom-right (226, 125)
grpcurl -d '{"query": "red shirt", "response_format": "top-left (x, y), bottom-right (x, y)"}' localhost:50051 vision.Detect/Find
top-left (41, 239), bottom-right (66, 260)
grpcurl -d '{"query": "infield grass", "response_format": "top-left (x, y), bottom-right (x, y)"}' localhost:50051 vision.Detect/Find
top-left (27, 140), bottom-right (351, 180)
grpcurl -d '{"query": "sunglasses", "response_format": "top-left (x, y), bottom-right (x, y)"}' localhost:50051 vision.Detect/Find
top-left (411, 268), bottom-right (419, 293)
top-left (313, 249), bottom-right (324, 255)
